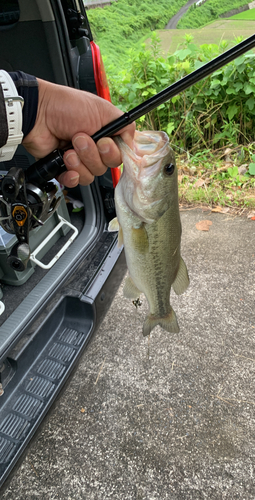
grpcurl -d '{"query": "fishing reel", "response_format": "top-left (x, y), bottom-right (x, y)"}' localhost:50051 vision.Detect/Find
top-left (0, 150), bottom-right (66, 272)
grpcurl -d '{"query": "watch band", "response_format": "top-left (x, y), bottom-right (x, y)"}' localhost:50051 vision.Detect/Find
top-left (0, 70), bottom-right (24, 162)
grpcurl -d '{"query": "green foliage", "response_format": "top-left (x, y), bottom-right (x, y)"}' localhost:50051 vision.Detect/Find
top-left (249, 155), bottom-right (255, 175)
top-left (110, 34), bottom-right (255, 155)
top-left (227, 166), bottom-right (239, 178)
top-left (177, 0), bottom-right (248, 29)
top-left (87, 0), bottom-right (187, 67)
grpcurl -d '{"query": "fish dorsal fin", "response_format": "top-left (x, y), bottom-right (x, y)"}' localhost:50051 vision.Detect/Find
top-left (172, 257), bottom-right (189, 295)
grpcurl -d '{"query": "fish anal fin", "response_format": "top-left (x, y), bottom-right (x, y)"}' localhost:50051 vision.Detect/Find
top-left (143, 308), bottom-right (179, 337)
top-left (123, 275), bottom-right (141, 299)
top-left (108, 217), bottom-right (119, 232)
top-left (131, 225), bottom-right (149, 253)
top-left (172, 257), bottom-right (189, 295)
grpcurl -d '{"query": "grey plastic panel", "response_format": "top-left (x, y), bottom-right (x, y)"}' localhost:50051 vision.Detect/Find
top-left (19, 0), bottom-right (40, 22)
top-left (0, 20), bottom-right (67, 84)
top-left (36, 0), bottom-right (55, 22)
top-left (0, 0), bottom-right (69, 84)
top-left (19, 0), bottom-right (54, 22)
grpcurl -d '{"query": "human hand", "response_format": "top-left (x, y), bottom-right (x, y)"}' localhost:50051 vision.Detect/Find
top-left (22, 78), bottom-right (135, 187)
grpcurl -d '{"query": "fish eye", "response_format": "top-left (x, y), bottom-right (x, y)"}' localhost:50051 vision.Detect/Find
top-left (164, 163), bottom-right (175, 176)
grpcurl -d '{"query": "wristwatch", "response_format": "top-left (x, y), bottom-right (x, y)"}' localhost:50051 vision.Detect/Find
top-left (0, 70), bottom-right (24, 161)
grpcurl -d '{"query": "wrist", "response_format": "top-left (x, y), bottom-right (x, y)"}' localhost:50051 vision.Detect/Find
top-left (9, 71), bottom-right (38, 138)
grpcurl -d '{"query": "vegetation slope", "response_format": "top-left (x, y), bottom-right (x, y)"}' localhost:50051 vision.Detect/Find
top-left (87, 1), bottom-right (255, 210)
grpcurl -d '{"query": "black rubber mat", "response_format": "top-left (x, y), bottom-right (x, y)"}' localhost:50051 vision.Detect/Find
top-left (0, 316), bottom-right (92, 487)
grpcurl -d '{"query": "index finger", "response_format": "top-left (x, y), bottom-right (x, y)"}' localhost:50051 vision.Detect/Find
top-left (114, 122), bottom-right (136, 149)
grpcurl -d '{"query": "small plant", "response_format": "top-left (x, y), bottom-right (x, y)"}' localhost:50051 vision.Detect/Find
top-left (227, 166), bottom-right (239, 178)
top-left (248, 154), bottom-right (255, 175)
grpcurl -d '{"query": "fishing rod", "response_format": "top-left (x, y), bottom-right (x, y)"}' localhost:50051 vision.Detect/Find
top-left (25, 32), bottom-right (255, 185)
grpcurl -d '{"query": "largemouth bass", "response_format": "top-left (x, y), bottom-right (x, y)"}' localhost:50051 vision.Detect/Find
top-left (109, 130), bottom-right (189, 336)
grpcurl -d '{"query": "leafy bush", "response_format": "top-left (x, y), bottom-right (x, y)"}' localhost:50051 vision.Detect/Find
top-left (109, 33), bottom-right (255, 153)
top-left (177, 0), bottom-right (248, 29)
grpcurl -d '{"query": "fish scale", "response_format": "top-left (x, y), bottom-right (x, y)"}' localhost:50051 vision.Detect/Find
top-left (145, 207), bottom-right (180, 316)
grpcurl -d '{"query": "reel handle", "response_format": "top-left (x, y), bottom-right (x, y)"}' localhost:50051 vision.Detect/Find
top-left (25, 149), bottom-right (66, 188)
top-left (7, 242), bottom-right (30, 271)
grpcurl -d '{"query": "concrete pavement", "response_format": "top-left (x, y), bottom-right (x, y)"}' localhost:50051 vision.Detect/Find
top-left (2, 207), bottom-right (255, 499)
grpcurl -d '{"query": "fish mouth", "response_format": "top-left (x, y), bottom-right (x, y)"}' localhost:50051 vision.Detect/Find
top-left (133, 130), bottom-right (169, 159)
top-left (114, 131), bottom-right (175, 223)
top-left (115, 130), bottom-right (171, 177)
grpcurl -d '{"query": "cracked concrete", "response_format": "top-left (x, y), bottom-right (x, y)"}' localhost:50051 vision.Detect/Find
top-left (1, 208), bottom-right (255, 499)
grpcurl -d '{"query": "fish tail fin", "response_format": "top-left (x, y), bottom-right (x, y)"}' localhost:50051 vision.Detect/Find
top-left (172, 257), bottom-right (189, 295)
top-left (143, 308), bottom-right (179, 337)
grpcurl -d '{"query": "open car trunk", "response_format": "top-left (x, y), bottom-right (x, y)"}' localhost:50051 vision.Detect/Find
top-left (0, 0), bottom-right (125, 488)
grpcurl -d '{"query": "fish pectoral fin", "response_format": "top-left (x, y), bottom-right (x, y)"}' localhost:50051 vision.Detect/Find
top-left (108, 217), bottom-right (123, 247)
top-left (172, 257), bottom-right (189, 295)
top-left (108, 217), bottom-right (119, 232)
top-left (123, 275), bottom-right (141, 299)
top-left (143, 308), bottom-right (179, 337)
top-left (131, 224), bottom-right (149, 254)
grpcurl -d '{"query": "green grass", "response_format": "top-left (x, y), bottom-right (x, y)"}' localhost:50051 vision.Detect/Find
top-left (230, 8), bottom-right (255, 20)
top-left (179, 182), bottom-right (255, 209)
top-left (151, 20), bottom-right (255, 55)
